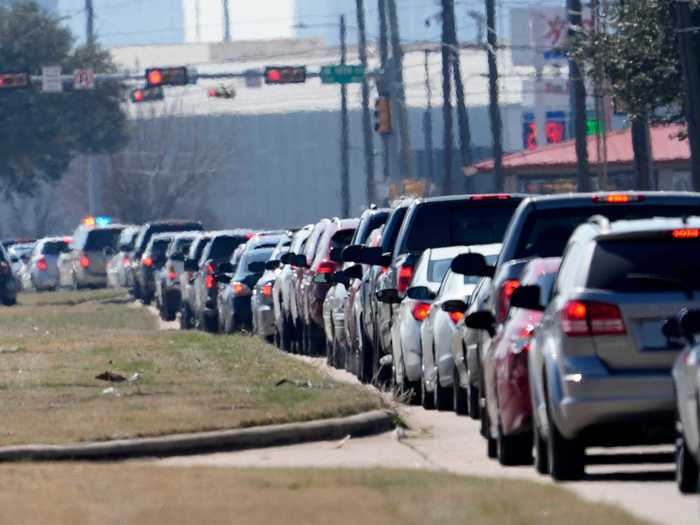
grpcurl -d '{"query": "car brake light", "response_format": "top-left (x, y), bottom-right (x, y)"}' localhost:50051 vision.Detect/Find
top-left (317, 259), bottom-right (336, 274)
top-left (262, 282), bottom-right (273, 297)
top-left (122, 255), bottom-right (130, 268)
top-left (167, 268), bottom-right (177, 281)
top-left (412, 302), bottom-right (431, 321)
top-left (672, 228), bottom-right (700, 239)
top-left (397, 265), bottom-right (414, 294)
top-left (206, 263), bottom-right (214, 274)
top-left (232, 281), bottom-right (250, 296)
top-left (497, 279), bottom-right (520, 321)
top-left (560, 300), bottom-right (626, 336)
top-left (448, 311), bottom-right (464, 324)
top-left (205, 274), bottom-right (215, 289)
top-left (80, 254), bottom-right (90, 269)
top-left (142, 256), bottom-right (153, 268)
top-left (246, 233), bottom-right (256, 239)
top-left (592, 193), bottom-right (645, 204)
top-left (37, 257), bottom-right (48, 272)
top-left (469, 194), bottom-right (511, 200)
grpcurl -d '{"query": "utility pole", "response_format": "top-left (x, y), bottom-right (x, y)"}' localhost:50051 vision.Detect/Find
top-left (485, 0), bottom-right (504, 192)
top-left (340, 15), bottom-right (351, 217)
top-left (356, 0), bottom-right (376, 205)
top-left (86, 0), bottom-right (97, 215)
top-left (568, 0), bottom-right (592, 191)
top-left (386, 0), bottom-right (414, 181)
top-left (444, 0), bottom-right (472, 189)
top-left (377, 0), bottom-right (392, 183)
top-left (423, 50), bottom-right (436, 185)
top-left (223, 0), bottom-right (231, 42)
top-left (85, 0), bottom-right (95, 48)
top-left (674, 0), bottom-right (700, 191)
top-left (440, 4), bottom-right (454, 194)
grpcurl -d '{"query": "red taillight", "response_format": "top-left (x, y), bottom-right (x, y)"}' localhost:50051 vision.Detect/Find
top-left (122, 255), bottom-right (130, 268)
top-left (167, 268), bottom-right (177, 281)
top-left (37, 257), bottom-right (48, 272)
top-left (449, 311), bottom-right (464, 324)
top-left (205, 274), bottom-right (215, 289)
top-left (246, 233), bottom-right (256, 239)
top-left (142, 256), bottom-right (153, 268)
top-left (672, 228), bottom-right (700, 239)
top-left (560, 300), bottom-right (626, 337)
top-left (469, 193), bottom-right (511, 200)
top-left (497, 279), bottom-right (520, 321)
top-left (80, 254), bottom-right (90, 269)
top-left (592, 193), bottom-right (644, 204)
top-left (206, 263), bottom-right (214, 274)
top-left (232, 281), bottom-right (250, 296)
top-left (317, 259), bottom-right (336, 275)
top-left (397, 265), bottom-right (414, 294)
top-left (412, 302), bottom-right (431, 321)
top-left (262, 282), bottom-right (273, 297)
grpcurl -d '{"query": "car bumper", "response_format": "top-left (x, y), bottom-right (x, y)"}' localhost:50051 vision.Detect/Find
top-left (254, 304), bottom-right (275, 337)
top-left (233, 295), bottom-right (252, 326)
top-left (400, 321), bottom-right (423, 382)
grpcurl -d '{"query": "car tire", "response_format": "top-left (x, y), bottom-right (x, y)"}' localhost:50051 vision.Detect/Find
top-left (434, 370), bottom-right (453, 411)
top-left (71, 273), bottom-right (80, 291)
top-left (467, 383), bottom-right (480, 420)
top-left (2, 296), bottom-right (16, 307)
top-left (453, 367), bottom-right (468, 416)
top-left (497, 420), bottom-right (533, 466)
top-left (483, 408), bottom-right (498, 459)
top-left (676, 431), bottom-right (699, 494)
top-left (326, 334), bottom-right (336, 367)
top-left (421, 378), bottom-right (435, 410)
top-left (281, 316), bottom-right (294, 352)
top-left (533, 426), bottom-right (549, 475)
top-left (164, 298), bottom-right (177, 322)
top-left (360, 325), bottom-right (374, 384)
top-left (180, 305), bottom-right (193, 330)
top-left (546, 395), bottom-right (585, 481)
top-left (202, 313), bottom-right (218, 333)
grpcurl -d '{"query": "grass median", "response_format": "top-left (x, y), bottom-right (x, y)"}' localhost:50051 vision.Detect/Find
top-left (0, 290), bottom-right (382, 446)
top-left (0, 465), bottom-right (648, 525)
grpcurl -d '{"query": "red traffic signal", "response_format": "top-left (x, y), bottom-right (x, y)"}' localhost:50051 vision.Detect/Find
top-left (374, 97), bottom-right (392, 134)
top-left (130, 86), bottom-right (164, 103)
top-left (145, 67), bottom-right (189, 87)
top-left (264, 66), bottom-right (306, 85)
top-left (0, 72), bottom-right (30, 89)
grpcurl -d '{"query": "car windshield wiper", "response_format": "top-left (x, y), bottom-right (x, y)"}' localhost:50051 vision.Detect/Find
top-left (624, 273), bottom-right (694, 299)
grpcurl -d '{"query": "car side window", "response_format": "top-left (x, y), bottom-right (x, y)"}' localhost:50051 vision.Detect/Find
top-left (553, 241), bottom-right (580, 297)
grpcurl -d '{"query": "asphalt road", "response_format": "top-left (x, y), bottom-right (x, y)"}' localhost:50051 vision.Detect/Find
top-left (151, 314), bottom-right (699, 524)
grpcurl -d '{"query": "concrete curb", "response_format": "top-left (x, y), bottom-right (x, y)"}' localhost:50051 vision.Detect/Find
top-left (0, 409), bottom-right (396, 462)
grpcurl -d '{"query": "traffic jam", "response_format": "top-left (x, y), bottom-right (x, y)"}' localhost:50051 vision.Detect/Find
top-left (5, 191), bottom-right (700, 492)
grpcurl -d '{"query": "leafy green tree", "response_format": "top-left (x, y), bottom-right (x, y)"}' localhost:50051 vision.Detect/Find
top-left (0, 1), bottom-right (127, 195)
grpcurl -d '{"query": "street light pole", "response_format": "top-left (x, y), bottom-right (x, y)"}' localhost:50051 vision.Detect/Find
top-left (340, 15), bottom-right (351, 217)
top-left (356, 0), bottom-right (376, 205)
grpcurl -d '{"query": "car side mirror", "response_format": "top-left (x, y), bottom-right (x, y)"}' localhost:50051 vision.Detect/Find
top-left (441, 299), bottom-right (468, 314)
top-left (331, 270), bottom-right (349, 287)
top-left (292, 254), bottom-right (308, 268)
top-left (510, 285), bottom-right (544, 311)
top-left (216, 261), bottom-right (235, 274)
top-left (342, 245), bottom-right (364, 263)
top-left (247, 261), bottom-right (266, 273)
top-left (407, 286), bottom-right (436, 301)
top-left (265, 259), bottom-right (281, 270)
top-left (451, 253), bottom-right (495, 278)
top-left (329, 247), bottom-right (344, 263)
top-left (345, 264), bottom-right (363, 280)
top-left (663, 308), bottom-right (700, 346)
top-left (465, 310), bottom-right (496, 337)
top-left (280, 252), bottom-right (294, 265)
top-left (183, 258), bottom-right (198, 272)
top-left (376, 288), bottom-right (401, 304)
top-left (364, 247), bottom-right (391, 267)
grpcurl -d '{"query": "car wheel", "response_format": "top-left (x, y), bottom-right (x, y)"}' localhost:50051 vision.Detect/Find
top-left (434, 369), bottom-right (453, 411)
top-left (360, 324), bottom-right (374, 384)
top-left (2, 295), bottom-right (17, 307)
top-left (71, 273), bottom-right (80, 291)
top-left (453, 366), bottom-right (468, 416)
top-left (482, 406), bottom-right (498, 459)
top-left (164, 300), bottom-right (177, 322)
top-left (467, 382), bottom-right (480, 420)
top-left (180, 305), bottom-right (193, 330)
top-left (421, 378), bottom-right (435, 410)
top-left (533, 425), bottom-right (549, 475)
top-left (202, 313), bottom-right (218, 333)
top-left (497, 420), bottom-right (533, 466)
top-left (326, 334), bottom-right (336, 367)
top-left (546, 393), bottom-right (585, 481)
top-left (676, 429), bottom-right (699, 493)
top-left (281, 316), bottom-right (294, 352)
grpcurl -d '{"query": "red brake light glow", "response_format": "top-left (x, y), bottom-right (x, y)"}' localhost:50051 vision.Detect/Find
top-left (262, 282), bottom-right (273, 297)
top-left (122, 256), bottom-right (130, 268)
top-left (448, 311), bottom-right (464, 324)
top-left (592, 193), bottom-right (644, 204)
top-left (37, 257), bottom-right (48, 272)
top-left (412, 302), bottom-right (431, 321)
top-left (317, 259), bottom-right (336, 275)
top-left (232, 281), bottom-right (249, 296)
top-left (497, 279), bottom-right (520, 321)
top-left (206, 263), bottom-right (215, 274)
top-left (142, 256), bottom-right (153, 268)
top-left (167, 268), bottom-right (177, 281)
top-left (560, 300), bottom-right (626, 336)
top-left (205, 274), bottom-right (215, 289)
top-left (397, 265), bottom-right (414, 294)
top-left (672, 228), bottom-right (700, 239)
top-left (79, 254), bottom-right (90, 269)
top-left (469, 194), bottom-right (511, 200)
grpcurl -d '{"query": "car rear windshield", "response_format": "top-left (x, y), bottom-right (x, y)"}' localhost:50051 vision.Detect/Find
top-left (427, 259), bottom-right (453, 283)
top-left (118, 228), bottom-right (139, 250)
top-left (353, 212), bottom-right (389, 245)
top-left (42, 241), bottom-right (69, 255)
top-left (380, 207), bottom-right (408, 252)
top-left (169, 238), bottom-right (193, 257)
top-left (237, 248), bottom-right (274, 274)
top-left (514, 204), bottom-right (700, 259)
top-left (401, 201), bottom-right (520, 254)
top-left (587, 238), bottom-right (700, 292)
top-left (209, 236), bottom-right (245, 260)
top-left (149, 240), bottom-right (171, 259)
top-left (84, 229), bottom-right (122, 251)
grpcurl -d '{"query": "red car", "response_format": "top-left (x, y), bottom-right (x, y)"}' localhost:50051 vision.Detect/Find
top-left (481, 257), bottom-right (561, 466)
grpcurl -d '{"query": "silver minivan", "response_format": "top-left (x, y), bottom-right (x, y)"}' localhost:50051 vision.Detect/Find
top-left (58, 225), bottom-right (125, 289)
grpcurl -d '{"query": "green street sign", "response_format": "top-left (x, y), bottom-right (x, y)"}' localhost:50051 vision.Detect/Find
top-left (320, 65), bottom-right (366, 84)
top-left (585, 118), bottom-right (605, 136)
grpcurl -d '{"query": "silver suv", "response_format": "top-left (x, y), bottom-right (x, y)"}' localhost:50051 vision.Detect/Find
top-left (522, 216), bottom-right (700, 481)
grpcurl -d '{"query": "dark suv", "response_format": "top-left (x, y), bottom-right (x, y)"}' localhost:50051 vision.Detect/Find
top-left (130, 220), bottom-right (204, 302)
top-left (0, 243), bottom-right (18, 306)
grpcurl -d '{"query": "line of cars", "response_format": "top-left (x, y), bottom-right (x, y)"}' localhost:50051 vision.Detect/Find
top-left (153, 190), bottom-right (700, 494)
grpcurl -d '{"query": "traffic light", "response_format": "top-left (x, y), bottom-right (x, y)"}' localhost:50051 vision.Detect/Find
top-left (374, 97), bottom-right (392, 134)
top-left (145, 67), bottom-right (189, 87)
top-left (208, 86), bottom-right (236, 99)
top-left (0, 72), bottom-right (30, 89)
top-left (130, 86), bottom-right (164, 103)
top-left (264, 66), bottom-right (306, 85)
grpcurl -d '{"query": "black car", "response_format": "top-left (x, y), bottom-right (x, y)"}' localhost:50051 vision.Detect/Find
top-left (0, 243), bottom-right (18, 306)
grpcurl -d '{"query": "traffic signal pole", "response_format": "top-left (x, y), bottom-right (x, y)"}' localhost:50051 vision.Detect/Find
top-left (377, 0), bottom-right (393, 183)
top-left (440, 2), bottom-right (454, 195)
top-left (86, 0), bottom-right (98, 216)
top-left (356, 0), bottom-right (376, 205)
top-left (340, 15), bottom-right (351, 217)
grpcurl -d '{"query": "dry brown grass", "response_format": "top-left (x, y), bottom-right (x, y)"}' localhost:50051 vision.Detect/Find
top-left (0, 465), bottom-right (648, 525)
top-left (0, 291), bottom-right (381, 445)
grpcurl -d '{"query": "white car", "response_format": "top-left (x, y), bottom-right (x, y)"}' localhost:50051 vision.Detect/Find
top-left (390, 246), bottom-right (466, 404)
top-left (19, 237), bottom-right (71, 292)
top-left (421, 243), bottom-right (501, 411)
top-left (8, 243), bottom-right (35, 278)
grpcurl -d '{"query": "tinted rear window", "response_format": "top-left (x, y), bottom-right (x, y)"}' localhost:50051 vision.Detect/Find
top-left (84, 229), bottom-right (122, 251)
top-left (42, 241), bottom-right (69, 255)
top-left (209, 236), bottom-right (244, 260)
top-left (587, 239), bottom-right (700, 292)
top-left (353, 211), bottom-right (389, 245)
top-left (515, 204), bottom-right (700, 259)
top-left (239, 248), bottom-right (274, 270)
top-left (149, 240), bottom-right (171, 259)
top-left (402, 201), bottom-right (519, 254)
top-left (381, 207), bottom-right (408, 252)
